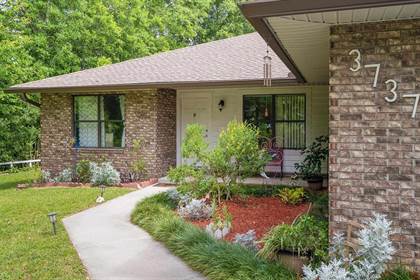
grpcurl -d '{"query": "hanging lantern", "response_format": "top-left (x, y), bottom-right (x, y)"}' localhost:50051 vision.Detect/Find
top-left (263, 47), bottom-right (272, 87)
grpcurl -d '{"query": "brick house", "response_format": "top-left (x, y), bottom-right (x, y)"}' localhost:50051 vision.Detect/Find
top-left (6, 0), bottom-right (420, 271)
top-left (240, 0), bottom-right (420, 271)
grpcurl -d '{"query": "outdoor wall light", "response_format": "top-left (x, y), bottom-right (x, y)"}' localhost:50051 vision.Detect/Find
top-left (47, 212), bottom-right (57, 235)
top-left (218, 99), bottom-right (225, 111)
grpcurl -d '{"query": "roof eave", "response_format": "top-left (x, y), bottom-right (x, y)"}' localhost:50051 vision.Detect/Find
top-left (240, 0), bottom-right (420, 18)
top-left (4, 78), bottom-right (299, 94)
top-left (239, 0), bottom-right (420, 84)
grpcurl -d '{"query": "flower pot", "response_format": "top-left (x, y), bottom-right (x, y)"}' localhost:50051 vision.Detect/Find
top-left (276, 250), bottom-right (309, 274)
top-left (306, 177), bottom-right (323, 191)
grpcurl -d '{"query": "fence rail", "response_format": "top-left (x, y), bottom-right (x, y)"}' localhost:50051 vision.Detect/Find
top-left (0, 159), bottom-right (40, 168)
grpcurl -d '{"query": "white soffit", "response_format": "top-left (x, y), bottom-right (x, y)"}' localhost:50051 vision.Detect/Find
top-left (267, 17), bottom-right (330, 83)
top-left (266, 3), bottom-right (420, 83)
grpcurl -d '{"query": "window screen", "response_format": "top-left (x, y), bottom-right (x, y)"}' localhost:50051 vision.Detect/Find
top-left (74, 95), bottom-right (125, 148)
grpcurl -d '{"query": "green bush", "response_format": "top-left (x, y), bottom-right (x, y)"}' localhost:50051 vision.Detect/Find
top-left (278, 187), bottom-right (306, 205)
top-left (76, 160), bottom-right (91, 183)
top-left (295, 135), bottom-right (328, 180)
top-left (172, 121), bottom-right (270, 203)
top-left (258, 214), bottom-right (329, 265)
top-left (307, 192), bottom-right (329, 221)
top-left (381, 266), bottom-right (417, 280)
top-left (131, 192), bottom-right (295, 280)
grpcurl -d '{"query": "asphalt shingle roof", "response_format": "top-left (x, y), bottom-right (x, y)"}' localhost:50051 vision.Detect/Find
top-left (7, 32), bottom-right (294, 92)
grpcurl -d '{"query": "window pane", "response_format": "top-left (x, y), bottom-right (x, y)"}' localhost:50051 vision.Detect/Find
top-left (75, 96), bottom-right (98, 121)
top-left (101, 122), bottom-right (125, 148)
top-left (275, 95), bottom-right (305, 121)
top-left (75, 122), bottom-right (98, 147)
top-left (275, 122), bottom-right (305, 149)
top-left (101, 95), bottom-right (124, 121)
top-left (243, 95), bottom-right (272, 138)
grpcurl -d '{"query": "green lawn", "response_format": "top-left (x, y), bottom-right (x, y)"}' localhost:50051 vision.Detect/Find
top-left (0, 168), bottom-right (132, 280)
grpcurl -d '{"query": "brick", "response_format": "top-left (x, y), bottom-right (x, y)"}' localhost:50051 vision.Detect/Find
top-left (329, 19), bottom-right (420, 271)
top-left (40, 89), bottom-right (176, 180)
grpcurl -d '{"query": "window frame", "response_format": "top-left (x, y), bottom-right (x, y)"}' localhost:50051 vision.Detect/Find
top-left (242, 94), bottom-right (306, 150)
top-left (72, 94), bottom-right (125, 149)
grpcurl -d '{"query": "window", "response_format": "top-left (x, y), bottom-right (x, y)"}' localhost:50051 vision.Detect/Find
top-left (74, 95), bottom-right (125, 148)
top-left (243, 94), bottom-right (305, 149)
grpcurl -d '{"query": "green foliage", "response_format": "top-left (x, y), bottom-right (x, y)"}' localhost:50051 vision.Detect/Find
top-left (259, 215), bottom-right (329, 265)
top-left (295, 136), bottom-right (329, 180)
top-left (278, 187), bottom-right (306, 205)
top-left (178, 121), bottom-right (270, 203)
top-left (128, 139), bottom-right (146, 181)
top-left (381, 266), bottom-right (417, 280)
top-left (0, 0), bottom-right (252, 162)
top-left (131, 192), bottom-right (295, 280)
top-left (307, 192), bottom-right (329, 221)
top-left (76, 159), bottom-right (92, 183)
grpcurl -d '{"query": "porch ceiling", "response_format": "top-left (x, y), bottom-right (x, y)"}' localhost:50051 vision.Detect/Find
top-left (240, 0), bottom-right (420, 84)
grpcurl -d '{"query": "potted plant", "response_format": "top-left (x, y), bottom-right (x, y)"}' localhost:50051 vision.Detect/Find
top-left (295, 136), bottom-right (328, 191)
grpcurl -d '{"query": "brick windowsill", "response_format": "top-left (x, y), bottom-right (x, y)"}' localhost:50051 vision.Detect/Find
top-left (71, 147), bottom-right (126, 153)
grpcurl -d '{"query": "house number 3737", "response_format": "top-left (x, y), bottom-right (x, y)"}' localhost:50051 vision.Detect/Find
top-left (349, 49), bottom-right (419, 118)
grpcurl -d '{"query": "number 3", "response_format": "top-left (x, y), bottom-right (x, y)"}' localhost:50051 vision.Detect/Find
top-left (349, 49), bottom-right (361, 72)
top-left (385, 79), bottom-right (398, 102)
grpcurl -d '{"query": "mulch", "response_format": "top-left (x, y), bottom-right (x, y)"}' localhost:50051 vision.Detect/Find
top-left (190, 196), bottom-right (310, 241)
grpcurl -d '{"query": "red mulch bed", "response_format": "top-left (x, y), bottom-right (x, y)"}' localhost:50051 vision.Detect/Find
top-left (190, 196), bottom-right (310, 241)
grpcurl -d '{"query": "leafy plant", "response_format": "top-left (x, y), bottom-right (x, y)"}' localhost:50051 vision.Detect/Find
top-left (174, 121), bottom-right (270, 203)
top-left (278, 187), bottom-right (306, 205)
top-left (41, 170), bottom-right (52, 183)
top-left (90, 162), bottom-right (121, 186)
top-left (206, 206), bottom-right (233, 240)
top-left (178, 199), bottom-right (212, 220)
top-left (128, 139), bottom-right (146, 181)
top-left (259, 214), bottom-right (329, 265)
top-left (303, 213), bottom-right (395, 280)
top-left (131, 192), bottom-right (295, 280)
top-left (76, 160), bottom-right (91, 183)
top-left (381, 266), bottom-right (417, 280)
top-left (295, 135), bottom-right (329, 180)
top-left (53, 168), bottom-right (73, 182)
top-left (233, 230), bottom-right (258, 252)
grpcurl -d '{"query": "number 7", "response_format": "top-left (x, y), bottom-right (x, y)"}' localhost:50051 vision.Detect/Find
top-left (365, 64), bottom-right (381, 88)
top-left (402, 94), bottom-right (420, 119)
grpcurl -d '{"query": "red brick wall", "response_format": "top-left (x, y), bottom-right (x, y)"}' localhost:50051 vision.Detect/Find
top-left (329, 19), bottom-right (420, 271)
top-left (40, 89), bottom-right (176, 181)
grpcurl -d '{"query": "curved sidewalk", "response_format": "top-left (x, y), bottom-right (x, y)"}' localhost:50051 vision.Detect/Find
top-left (63, 186), bottom-right (205, 280)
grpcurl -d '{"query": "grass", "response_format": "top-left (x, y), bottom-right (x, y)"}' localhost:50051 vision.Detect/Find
top-left (381, 267), bottom-right (419, 280)
top-left (0, 168), bottom-right (132, 280)
top-left (131, 192), bottom-right (296, 280)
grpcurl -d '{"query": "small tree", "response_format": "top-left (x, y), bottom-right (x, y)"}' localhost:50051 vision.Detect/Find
top-left (207, 121), bottom-right (270, 201)
top-left (172, 121), bottom-right (269, 203)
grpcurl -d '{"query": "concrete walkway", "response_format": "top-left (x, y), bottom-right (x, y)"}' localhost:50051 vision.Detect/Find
top-left (63, 186), bottom-right (205, 280)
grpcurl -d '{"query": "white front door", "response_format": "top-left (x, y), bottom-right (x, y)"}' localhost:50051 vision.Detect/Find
top-left (181, 96), bottom-right (210, 164)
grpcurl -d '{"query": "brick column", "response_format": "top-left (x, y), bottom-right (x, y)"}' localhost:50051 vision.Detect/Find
top-left (329, 19), bottom-right (420, 271)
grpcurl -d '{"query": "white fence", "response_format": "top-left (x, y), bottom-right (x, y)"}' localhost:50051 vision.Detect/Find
top-left (0, 159), bottom-right (40, 169)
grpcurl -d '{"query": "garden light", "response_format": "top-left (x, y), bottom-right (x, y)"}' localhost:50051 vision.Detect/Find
top-left (100, 185), bottom-right (106, 197)
top-left (47, 212), bottom-right (57, 235)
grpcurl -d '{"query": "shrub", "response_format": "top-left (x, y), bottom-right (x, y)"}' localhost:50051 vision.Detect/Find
top-left (166, 189), bottom-right (191, 207)
top-left (206, 206), bottom-right (232, 239)
top-left (53, 168), bottom-right (73, 182)
top-left (131, 192), bottom-right (295, 280)
top-left (90, 162), bottom-right (121, 186)
top-left (176, 121), bottom-right (270, 203)
top-left (295, 135), bottom-right (329, 180)
top-left (76, 160), bottom-right (91, 183)
top-left (303, 213), bottom-right (395, 280)
top-left (128, 139), bottom-right (146, 181)
top-left (233, 230), bottom-right (258, 252)
top-left (259, 214), bottom-right (329, 265)
top-left (41, 170), bottom-right (52, 183)
top-left (278, 187), bottom-right (306, 205)
top-left (381, 266), bottom-right (417, 280)
top-left (178, 199), bottom-right (212, 220)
